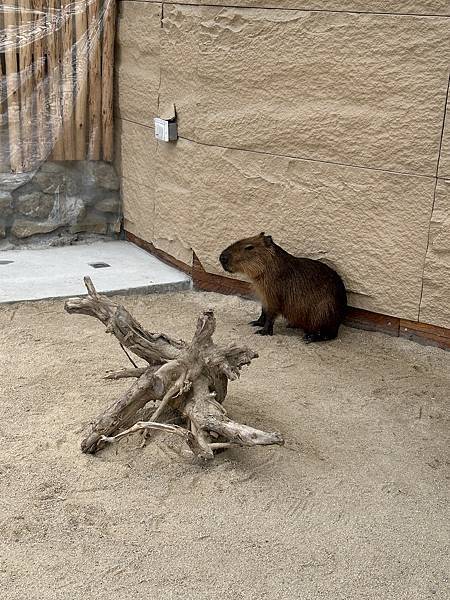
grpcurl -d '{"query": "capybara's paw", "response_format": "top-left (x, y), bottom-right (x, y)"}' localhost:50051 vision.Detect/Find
top-left (249, 319), bottom-right (263, 327)
top-left (302, 333), bottom-right (316, 344)
top-left (255, 328), bottom-right (273, 336)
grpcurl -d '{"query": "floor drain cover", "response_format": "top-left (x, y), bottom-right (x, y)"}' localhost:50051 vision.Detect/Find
top-left (0, 260), bottom-right (14, 265)
top-left (89, 262), bottom-right (111, 269)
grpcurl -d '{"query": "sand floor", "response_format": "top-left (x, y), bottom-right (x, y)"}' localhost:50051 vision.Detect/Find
top-left (0, 290), bottom-right (449, 600)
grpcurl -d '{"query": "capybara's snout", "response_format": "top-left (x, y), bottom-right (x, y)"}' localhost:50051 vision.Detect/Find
top-left (219, 250), bottom-right (231, 272)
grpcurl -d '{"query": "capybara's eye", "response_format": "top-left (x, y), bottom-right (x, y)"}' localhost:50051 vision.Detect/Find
top-left (244, 245), bottom-right (254, 251)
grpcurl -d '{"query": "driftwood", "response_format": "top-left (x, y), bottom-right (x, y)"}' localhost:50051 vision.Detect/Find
top-left (64, 277), bottom-right (284, 460)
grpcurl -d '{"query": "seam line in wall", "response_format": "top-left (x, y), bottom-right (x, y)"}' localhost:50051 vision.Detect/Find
top-left (418, 73), bottom-right (450, 322)
top-left (178, 134), bottom-right (436, 180)
top-left (120, 0), bottom-right (450, 19)
top-left (118, 115), bottom-right (437, 179)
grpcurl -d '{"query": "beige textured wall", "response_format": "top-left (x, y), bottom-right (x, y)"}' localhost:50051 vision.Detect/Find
top-left (115, 1), bottom-right (450, 327)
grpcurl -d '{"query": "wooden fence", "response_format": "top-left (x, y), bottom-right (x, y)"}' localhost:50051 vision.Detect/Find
top-left (0, 0), bottom-right (115, 173)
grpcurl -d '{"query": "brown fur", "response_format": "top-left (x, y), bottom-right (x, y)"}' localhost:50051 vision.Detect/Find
top-left (219, 233), bottom-right (347, 341)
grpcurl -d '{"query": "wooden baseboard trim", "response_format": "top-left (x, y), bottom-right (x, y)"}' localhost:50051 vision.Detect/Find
top-left (126, 232), bottom-right (450, 351)
top-left (192, 253), bottom-right (253, 297)
top-left (399, 319), bottom-right (450, 351)
top-left (126, 231), bottom-right (192, 276)
top-left (344, 307), bottom-right (400, 337)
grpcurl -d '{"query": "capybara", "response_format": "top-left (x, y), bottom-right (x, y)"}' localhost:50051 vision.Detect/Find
top-left (219, 232), bottom-right (347, 342)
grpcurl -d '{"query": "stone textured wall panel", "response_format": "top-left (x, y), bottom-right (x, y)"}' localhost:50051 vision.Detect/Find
top-left (118, 118), bottom-right (157, 190)
top-left (115, 2), bottom-right (161, 125)
top-left (119, 119), bottom-right (157, 244)
top-left (117, 1), bottom-right (450, 327)
top-left (438, 93), bottom-right (450, 178)
top-left (419, 179), bottom-right (450, 328)
top-left (130, 1), bottom-right (450, 17)
top-left (154, 139), bottom-right (435, 319)
top-left (159, 6), bottom-right (450, 175)
top-left (122, 176), bottom-right (155, 243)
top-left (152, 236), bottom-right (194, 267)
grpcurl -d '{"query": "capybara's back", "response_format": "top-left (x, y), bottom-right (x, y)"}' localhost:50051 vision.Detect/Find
top-left (219, 232), bottom-right (347, 341)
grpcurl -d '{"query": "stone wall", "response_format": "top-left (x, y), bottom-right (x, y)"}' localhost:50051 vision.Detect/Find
top-left (0, 161), bottom-right (121, 248)
top-left (115, 1), bottom-right (450, 328)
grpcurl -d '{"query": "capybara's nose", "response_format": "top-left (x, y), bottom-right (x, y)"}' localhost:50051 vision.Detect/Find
top-left (219, 251), bottom-right (229, 269)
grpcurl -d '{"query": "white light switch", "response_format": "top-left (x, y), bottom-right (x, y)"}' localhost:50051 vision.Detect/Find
top-left (154, 117), bottom-right (177, 142)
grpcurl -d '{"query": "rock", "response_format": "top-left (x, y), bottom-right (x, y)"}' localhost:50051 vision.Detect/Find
top-left (51, 196), bottom-right (86, 224)
top-left (49, 233), bottom-right (79, 247)
top-left (0, 172), bottom-right (33, 193)
top-left (16, 192), bottom-right (55, 219)
top-left (1, 156), bottom-right (120, 246)
top-left (0, 223), bottom-right (6, 239)
top-left (34, 169), bottom-right (67, 194)
top-left (0, 191), bottom-right (13, 218)
top-left (34, 195), bottom-right (87, 232)
top-left (11, 219), bottom-right (60, 238)
top-left (39, 161), bottom-right (68, 174)
top-left (95, 195), bottom-right (120, 213)
top-left (69, 205), bottom-right (118, 234)
top-left (0, 238), bottom-right (14, 250)
top-left (84, 161), bottom-right (120, 190)
top-left (70, 221), bottom-right (109, 235)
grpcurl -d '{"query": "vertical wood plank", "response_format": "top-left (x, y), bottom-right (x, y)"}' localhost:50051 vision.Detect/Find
top-left (47, 0), bottom-right (64, 159)
top-left (61, 0), bottom-right (75, 159)
top-left (31, 0), bottom-right (48, 163)
top-left (74, 0), bottom-right (88, 159)
top-left (0, 6), bottom-right (9, 170)
top-left (19, 0), bottom-right (35, 170)
top-left (87, 0), bottom-right (101, 159)
top-left (4, 0), bottom-right (23, 172)
top-left (101, 0), bottom-right (115, 161)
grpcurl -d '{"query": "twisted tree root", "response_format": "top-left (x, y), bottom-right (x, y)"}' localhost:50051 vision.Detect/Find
top-left (64, 277), bottom-right (284, 460)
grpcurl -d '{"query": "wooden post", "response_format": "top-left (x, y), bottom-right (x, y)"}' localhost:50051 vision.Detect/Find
top-left (0, 7), bottom-right (9, 171)
top-left (2, 0), bottom-right (117, 167)
top-left (101, 0), bottom-right (115, 162)
top-left (74, 0), bottom-right (88, 159)
top-left (32, 0), bottom-right (48, 163)
top-left (48, 0), bottom-right (65, 160)
top-left (3, 0), bottom-right (24, 172)
top-left (19, 0), bottom-right (35, 170)
top-left (61, 0), bottom-right (75, 159)
top-left (87, 0), bottom-right (102, 159)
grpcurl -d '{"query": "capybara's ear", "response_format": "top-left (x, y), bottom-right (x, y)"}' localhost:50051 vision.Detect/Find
top-left (263, 235), bottom-right (273, 247)
top-left (259, 231), bottom-right (265, 238)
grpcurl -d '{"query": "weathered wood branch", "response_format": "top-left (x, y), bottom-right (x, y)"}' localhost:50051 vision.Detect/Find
top-left (65, 277), bottom-right (186, 365)
top-left (64, 278), bottom-right (284, 460)
top-left (104, 368), bottom-right (148, 380)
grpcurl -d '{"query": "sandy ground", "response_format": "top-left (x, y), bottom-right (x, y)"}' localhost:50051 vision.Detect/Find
top-left (0, 290), bottom-right (449, 600)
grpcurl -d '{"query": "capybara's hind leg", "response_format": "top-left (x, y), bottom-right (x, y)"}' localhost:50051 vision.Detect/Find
top-left (303, 327), bottom-right (338, 343)
top-left (303, 332), bottom-right (320, 344)
top-left (249, 308), bottom-right (266, 327)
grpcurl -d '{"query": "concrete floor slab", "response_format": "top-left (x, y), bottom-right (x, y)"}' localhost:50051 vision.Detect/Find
top-left (0, 240), bottom-right (191, 303)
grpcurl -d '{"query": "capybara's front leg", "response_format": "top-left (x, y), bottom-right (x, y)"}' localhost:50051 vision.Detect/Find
top-left (249, 308), bottom-right (266, 327)
top-left (255, 311), bottom-right (275, 336)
